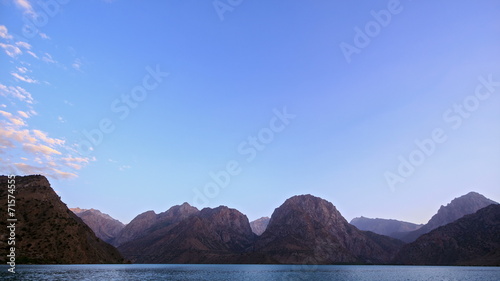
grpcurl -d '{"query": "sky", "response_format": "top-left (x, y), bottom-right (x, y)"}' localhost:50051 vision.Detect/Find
top-left (1, 0), bottom-right (499, 225)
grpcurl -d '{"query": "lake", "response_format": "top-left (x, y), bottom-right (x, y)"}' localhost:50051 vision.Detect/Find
top-left (0, 264), bottom-right (499, 280)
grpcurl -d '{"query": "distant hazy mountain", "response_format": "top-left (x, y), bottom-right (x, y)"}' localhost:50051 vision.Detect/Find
top-left (250, 217), bottom-right (270, 235)
top-left (395, 204), bottom-right (500, 265)
top-left (395, 192), bottom-right (498, 242)
top-left (0, 175), bottom-right (125, 264)
top-left (70, 208), bottom-right (125, 244)
top-left (118, 206), bottom-right (256, 263)
top-left (253, 195), bottom-right (404, 264)
top-left (350, 217), bottom-right (422, 238)
top-left (112, 202), bottom-right (198, 247)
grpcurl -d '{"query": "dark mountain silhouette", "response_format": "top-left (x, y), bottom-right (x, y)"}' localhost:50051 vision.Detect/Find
top-left (253, 195), bottom-right (404, 264)
top-left (395, 192), bottom-right (497, 242)
top-left (3, 175), bottom-right (498, 266)
top-left (118, 206), bottom-right (256, 263)
top-left (70, 208), bottom-right (125, 244)
top-left (395, 204), bottom-right (500, 265)
top-left (0, 175), bottom-right (125, 264)
top-left (111, 202), bottom-right (198, 247)
top-left (350, 217), bottom-right (422, 238)
top-left (250, 217), bottom-right (270, 235)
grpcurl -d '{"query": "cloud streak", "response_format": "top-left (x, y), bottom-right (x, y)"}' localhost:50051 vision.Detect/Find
top-left (0, 84), bottom-right (34, 103)
top-left (11, 72), bottom-right (38, 83)
top-left (0, 43), bottom-right (22, 57)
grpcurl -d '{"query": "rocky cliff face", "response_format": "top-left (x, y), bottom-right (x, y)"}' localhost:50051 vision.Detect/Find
top-left (111, 202), bottom-right (198, 247)
top-left (70, 208), bottom-right (125, 244)
top-left (395, 204), bottom-right (500, 265)
top-left (350, 217), bottom-right (422, 238)
top-left (112, 210), bottom-right (157, 247)
top-left (253, 195), bottom-right (403, 264)
top-left (0, 175), bottom-right (125, 264)
top-left (250, 217), bottom-right (270, 235)
top-left (396, 192), bottom-right (497, 242)
top-left (118, 206), bottom-right (256, 263)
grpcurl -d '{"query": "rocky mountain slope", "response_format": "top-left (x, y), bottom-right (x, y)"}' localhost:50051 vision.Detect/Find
top-left (111, 202), bottom-right (198, 247)
top-left (70, 208), bottom-right (125, 244)
top-left (250, 217), bottom-right (270, 235)
top-left (253, 195), bottom-right (404, 264)
top-left (395, 192), bottom-right (497, 242)
top-left (350, 217), bottom-right (422, 238)
top-left (0, 175), bottom-right (125, 264)
top-left (395, 204), bottom-right (500, 265)
top-left (118, 206), bottom-right (256, 263)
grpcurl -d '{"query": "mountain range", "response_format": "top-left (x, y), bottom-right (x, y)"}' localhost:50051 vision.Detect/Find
top-left (350, 192), bottom-right (497, 243)
top-left (392, 192), bottom-right (497, 242)
top-left (350, 217), bottom-right (422, 238)
top-left (0, 175), bottom-right (125, 264)
top-left (2, 175), bottom-right (498, 265)
top-left (395, 204), bottom-right (500, 265)
top-left (70, 208), bottom-right (125, 244)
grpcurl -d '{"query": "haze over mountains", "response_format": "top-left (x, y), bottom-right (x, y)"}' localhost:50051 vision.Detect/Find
top-left (350, 192), bottom-right (497, 242)
top-left (249, 217), bottom-right (270, 236)
top-left (350, 217), bottom-right (422, 237)
top-left (70, 208), bottom-right (125, 244)
top-left (2, 175), bottom-right (499, 265)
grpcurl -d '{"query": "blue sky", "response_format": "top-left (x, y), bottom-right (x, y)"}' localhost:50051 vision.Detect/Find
top-left (1, 0), bottom-right (499, 225)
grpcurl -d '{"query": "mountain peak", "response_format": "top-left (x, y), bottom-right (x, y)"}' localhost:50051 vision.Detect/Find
top-left (0, 175), bottom-right (124, 264)
top-left (429, 191), bottom-right (497, 228)
top-left (250, 217), bottom-right (270, 235)
top-left (396, 191), bottom-right (498, 243)
top-left (255, 195), bottom-right (403, 264)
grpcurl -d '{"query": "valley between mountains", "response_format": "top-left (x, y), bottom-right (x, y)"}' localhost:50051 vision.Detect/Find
top-left (1, 175), bottom-right (499, 265)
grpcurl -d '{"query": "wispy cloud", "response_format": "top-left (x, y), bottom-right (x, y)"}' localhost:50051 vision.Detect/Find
top-left (0, 84), bottom-right (34, 104)
top-left (17, 110), bottom-right (30, 118)
top-left (26, 50), bottom-right (38, 59)
top-left (11, 72), bottom-right (38, 84)
top-left (0, 43), bottom-right (22, 57)
top-left (0, 3), bottom-right (93, 181)
top-left (16, 66), bottom-right (29, 73)
top-left (0, 127), bottom-right (36, 147)
top-left (72, 58), bottom-right (82, 70)
top-left (33, 129), bottom-right (65, 146)
top-left (119, 165), bottom-right (131, 171)
top-left (41, 52), bottom-right (56, 64)
top-left (16, 41), bottom-right (32, 50)
top-left (14, 163), bottom-right (78, 179)
top-left (62, 156), bottom-right (92, 164)
top-left (23, 143), bottom-right (62, 155)
top-left (39, 33), bottom-right (50, 40)
top-left (0, 90), bottom-right (91, 179)
top-left (0, 110), bottom-right (26, 126)
top-left (0, 25), bottom-right (13, 39)
top-left (13, 0), bottom-right (35, 16)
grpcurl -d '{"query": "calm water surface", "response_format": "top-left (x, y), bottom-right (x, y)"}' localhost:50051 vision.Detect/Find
top-left (0, 264), bottom-right (499, 281)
